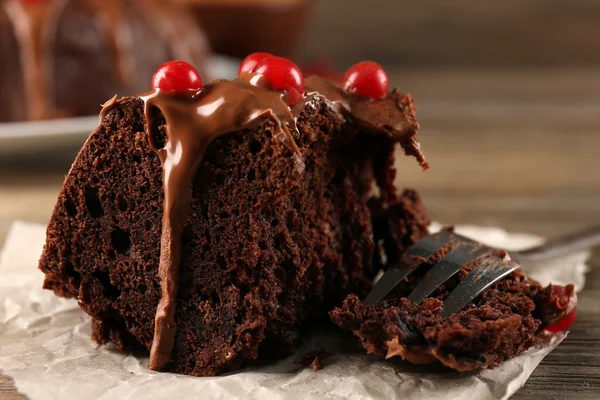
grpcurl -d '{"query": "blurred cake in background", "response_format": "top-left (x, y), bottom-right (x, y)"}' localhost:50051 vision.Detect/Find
top-left (0, 0), bottom-right (209, 122)
top-left (171, 0), bottom-right (312, 58)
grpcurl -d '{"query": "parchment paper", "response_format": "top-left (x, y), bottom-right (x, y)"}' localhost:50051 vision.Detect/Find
top-left (0, 221), bottom-right (589, 400)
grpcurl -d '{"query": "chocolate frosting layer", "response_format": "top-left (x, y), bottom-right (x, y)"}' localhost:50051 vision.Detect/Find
top-left (304, 76), bottom-right (428, 170)
top-left (100, 74), bottom-right (427, 371)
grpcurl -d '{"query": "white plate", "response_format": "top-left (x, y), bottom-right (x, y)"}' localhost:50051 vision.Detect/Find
top-left (0, 116), bottom-right (99, 157)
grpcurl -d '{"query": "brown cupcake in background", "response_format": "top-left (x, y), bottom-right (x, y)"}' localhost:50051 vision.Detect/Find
top-left (0, 0), bottom-right (209, 122)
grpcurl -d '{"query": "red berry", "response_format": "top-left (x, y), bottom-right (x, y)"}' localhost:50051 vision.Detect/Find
top-left (253, 57), bottom-right (304, 106)
top-left (545, 285), bottom-right (578, 333)
top-left (545, 306), bottom-right (577, 333)
top-left (343, 61), bottom-right (389, 100)
top-left (151, 60), bottom-right (202, 95)
top-left (238, 52), bottom-right (273, 75)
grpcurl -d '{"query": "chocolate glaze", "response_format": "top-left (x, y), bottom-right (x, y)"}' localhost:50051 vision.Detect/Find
top-left (140, 73), bottom-right (302, 370)
top-left (304, 77), bottom-right (428, 170)
top-left (100, 74), bottom-right (427, 371)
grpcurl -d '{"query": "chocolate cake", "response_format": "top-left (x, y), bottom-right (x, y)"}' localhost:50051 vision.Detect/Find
top-left (330, 243), bottom-right (577, 371)
top-left (38, 57), bottom-right (430, 376)
top-left (0, 0), bottom-right (208, 122)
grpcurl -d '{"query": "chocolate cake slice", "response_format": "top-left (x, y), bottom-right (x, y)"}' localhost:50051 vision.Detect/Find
top-left (330, 242), bottom-right (577, 371)
top-left (39, 59), bottom-right (430, 376)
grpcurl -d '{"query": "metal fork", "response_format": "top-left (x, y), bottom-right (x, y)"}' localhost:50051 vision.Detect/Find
top-left (364, 225), bottom-right (600, 318)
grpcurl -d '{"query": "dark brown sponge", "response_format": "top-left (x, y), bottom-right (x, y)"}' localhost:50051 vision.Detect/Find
top-left (39, 95), bottom-right (430, 376)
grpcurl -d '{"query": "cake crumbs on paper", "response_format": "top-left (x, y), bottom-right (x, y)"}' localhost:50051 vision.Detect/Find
top-left (294, 347), bottom-right (332, 371)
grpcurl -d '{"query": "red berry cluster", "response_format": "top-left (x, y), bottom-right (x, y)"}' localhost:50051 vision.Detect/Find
top-left (239, 53), bottom-right (304, 106)
top-left (239, 54), bottom-right (391, 104)
top-left (151, 57), bottom-right (391, 103)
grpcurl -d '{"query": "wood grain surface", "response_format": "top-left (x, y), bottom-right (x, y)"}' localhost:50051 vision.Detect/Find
top-left (301, 0), bottom-right (600, 67)
top-left (1, 69), bottom-right (600, 399)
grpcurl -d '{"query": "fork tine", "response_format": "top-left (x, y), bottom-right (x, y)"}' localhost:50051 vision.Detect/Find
top-left (440, 257), bottom-right (519, 319)
top-left (363, 230), bottom-right (455, 305)
top-left (401, 230), bottom-right (457, 266)
top-left (363, 267), bottom-right (415, 305)
top-left (406, 242), bottom-right (491, 304)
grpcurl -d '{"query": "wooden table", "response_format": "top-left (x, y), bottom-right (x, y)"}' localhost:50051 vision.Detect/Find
top-left (1, 70), bottom-right (599, 399)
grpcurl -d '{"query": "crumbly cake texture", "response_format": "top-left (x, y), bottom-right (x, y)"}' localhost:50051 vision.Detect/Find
top-left (39, 82), bottom-right (430, 376)
top-left (330, 247), bottom-right (572, 371)
top-left (295, 348), bottom-right (333, 371)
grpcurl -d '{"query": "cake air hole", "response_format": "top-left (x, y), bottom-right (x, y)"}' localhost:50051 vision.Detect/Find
top-left (64, 261), bottom-right (81, 284)
top-left (84, 187), bottom-right (103, 218)
top-left (116, 193), bottom-right (128, 212)
top-left (93, 270), bottom-right (120, 300)
top-left (148, 106), bottom-right (167, 150)
top-left (64, 195), bottom-right (77, 217)
top-left (111, 228), bottom-right (131, 255)
top-left (249, 139), bottom-right (262, 155)
top-left (181, 226), bottom-right (193, 247)
top-left (330, 169), bottom-right (344, 185)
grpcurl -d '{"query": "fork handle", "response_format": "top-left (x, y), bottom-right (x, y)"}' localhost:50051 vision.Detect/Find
top-left (512, 225), bottom-right (600, 263)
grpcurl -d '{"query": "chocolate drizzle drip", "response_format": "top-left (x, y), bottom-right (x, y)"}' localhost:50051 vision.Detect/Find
top-left (100, 74), bottom-right (427, 371)
top-left (140, 73), bottom-right (302, 370)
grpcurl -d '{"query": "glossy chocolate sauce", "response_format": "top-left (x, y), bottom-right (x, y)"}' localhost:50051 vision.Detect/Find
top-left (101, 74), bottom-right (427, 371)
top-left (140, 73), bottom-right (302, 369)
top-left (304, 77), bottom-right (428, 170)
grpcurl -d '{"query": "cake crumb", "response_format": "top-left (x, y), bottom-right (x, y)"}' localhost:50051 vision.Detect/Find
top-left (294, 348), bottom-right (332, 371)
